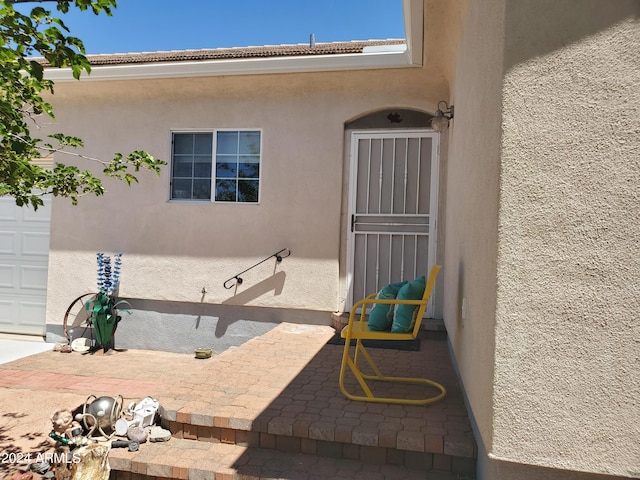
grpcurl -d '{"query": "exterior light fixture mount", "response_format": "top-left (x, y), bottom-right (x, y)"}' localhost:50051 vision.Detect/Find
top-left (387, 112), bottom-right (403, 124)
top-left (431, 101), bottom-right (454, 133)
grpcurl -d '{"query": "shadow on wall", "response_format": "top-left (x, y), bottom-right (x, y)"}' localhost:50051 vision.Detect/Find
top-left (102, 275), bottom-right (332, 354)
top-left (222, 271), bottom-right (286, 307)
top-left (106, 299), bottom-right (281, 354)
top-left (504, 0), bottom-right (639, 70)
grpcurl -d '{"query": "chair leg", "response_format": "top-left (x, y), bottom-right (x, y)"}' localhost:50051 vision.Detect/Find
top-left (339, 336), bottom-right (447, 406)
top-left (340, 336), bottom-right (371, 399)
top-left (354, 340), bottom-right (384, 378)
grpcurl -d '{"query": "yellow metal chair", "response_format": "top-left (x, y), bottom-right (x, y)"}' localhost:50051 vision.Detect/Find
top-left (338, 265), bottom-right (445, 405)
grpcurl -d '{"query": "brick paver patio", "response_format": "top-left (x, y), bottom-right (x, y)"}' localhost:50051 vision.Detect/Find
top-left (0, 323), bottom-right (475, 479)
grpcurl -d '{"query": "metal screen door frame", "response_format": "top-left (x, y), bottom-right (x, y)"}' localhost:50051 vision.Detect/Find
top-left (345, 129), bottom-right (439, 317)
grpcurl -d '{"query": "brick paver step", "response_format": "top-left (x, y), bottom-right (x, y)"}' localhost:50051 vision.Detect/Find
top-left (158, 412), bottom-right (476, 476)
top-left (0, 323), bottom-right (477, 479)
top-left (108, 437), bottom-right (469, 480)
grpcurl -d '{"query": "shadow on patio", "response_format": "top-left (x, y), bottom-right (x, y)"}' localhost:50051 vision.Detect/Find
top-left (0, 322), bottom-right (475, 479)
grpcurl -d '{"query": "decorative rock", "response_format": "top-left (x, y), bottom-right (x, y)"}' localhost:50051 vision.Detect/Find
top-left (53, 343), bottom-right (72, 353)
top-left (148, 426), bottom-right (171, 442)
top-left (194, 348), bottom-right (212, 359)
top-left (52, 444), bottom-right (110, 480)
top-left (28, 461), bottom-right (50, 474)
top-left (10, 471), bottom-right (33, 480)
top-left (127, 425), bottom-right (148, 443)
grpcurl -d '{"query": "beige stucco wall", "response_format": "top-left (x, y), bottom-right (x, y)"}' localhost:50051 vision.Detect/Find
top-left (447, 0), bottom-right (639, 478)
top-left (44, 60), bottom-right (449, 328)
top-left (41, 1), bottom-right (640, 476)
top-left (443, 0), bottom-right (503, 464)
top-left (494, 0), bottom-right (640, 476)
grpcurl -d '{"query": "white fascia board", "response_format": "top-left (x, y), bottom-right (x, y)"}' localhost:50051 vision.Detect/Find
top-left (45, 49), bottom-right (415, 82)
top-left (44, 1), bottom-right (424, 83)
top-left (403, 0), bottom-right (424, 66)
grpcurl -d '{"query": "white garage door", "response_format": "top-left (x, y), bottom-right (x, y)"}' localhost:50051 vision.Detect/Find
top-left (0, 196), bottom-right (51, 335)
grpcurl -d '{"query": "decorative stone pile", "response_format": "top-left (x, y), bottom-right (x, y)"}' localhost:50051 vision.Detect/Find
top-left (9, 395), bottom-right (171, 480)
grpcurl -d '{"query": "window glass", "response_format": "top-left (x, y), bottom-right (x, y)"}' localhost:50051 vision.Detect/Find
top-left (238, 156), bottom-right (260, 178)
top-left (171, 131), bottom-right (260, 203)
top-left (172, 156), bottom-right (193, 178)
top-left (215, 156), bottom-right (237, 178)
top-left (193, 156), bottom-right (212, 177)
top-left (192, 179), bottom-right (212, 199)
top-left (215, 130), bottom-right (261, 203)
top-left (171, 179), bottom-right (192, 199)
top-left (216, 131), bottom-right (239, 155)
top-left (215, 179), bottom-right (237, 202)
top-left (238, 180), bottom-right (259, 202)
top-left (193, 134), bottom-right (213, 155)
top-left (173, 134), bottom-right (194, 154)
top-left (239, 131), bottom-right (260, 154)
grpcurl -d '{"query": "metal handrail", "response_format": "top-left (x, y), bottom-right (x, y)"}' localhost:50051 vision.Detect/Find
top-left (223, 248), bottom-right (291, 289)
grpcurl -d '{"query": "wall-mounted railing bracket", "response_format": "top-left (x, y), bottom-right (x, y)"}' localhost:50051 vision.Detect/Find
top-left (223, 248), bottom-right (291, 289)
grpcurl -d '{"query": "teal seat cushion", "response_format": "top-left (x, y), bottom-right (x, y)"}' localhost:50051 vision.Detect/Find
top-left (391, 275), bottom-right (426, 333)
top-left (367, 281), bottom-right (407, 331)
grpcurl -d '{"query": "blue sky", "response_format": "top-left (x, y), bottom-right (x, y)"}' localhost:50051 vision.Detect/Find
top-left (53, 1), bottom-right (405, 54)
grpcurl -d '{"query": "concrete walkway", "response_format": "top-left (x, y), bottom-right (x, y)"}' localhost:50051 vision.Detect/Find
top-left (0, 336), bottom-right (52, 365)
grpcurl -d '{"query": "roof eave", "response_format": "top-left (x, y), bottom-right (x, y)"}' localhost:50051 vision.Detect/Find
top-left (45, 49), bottom-right (415, 82)
top-left (403, 0), bottom-right (424, 66)
top-left (44, 0), bottom-right (423, 82)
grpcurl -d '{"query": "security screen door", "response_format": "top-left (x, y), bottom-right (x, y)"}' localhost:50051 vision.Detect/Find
top-left (347, 130), bottom-right (439, 316)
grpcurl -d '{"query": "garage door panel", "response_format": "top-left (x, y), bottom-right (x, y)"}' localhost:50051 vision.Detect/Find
top-left (0, 299), bottom-right (13, 318)
top-left (0, 300), bottom-right (46, 335)
top-left (0, 264), bottom-right (16, 288)
top-left (0, 200), bottom-right (20, 220)
top-left (0, 196), bottom-right (50, 335)
top-left (22, 202), bottom-right (51, 222)
top-left (22, 232), bottom-right (50, 256)
top-left (0, 299), bottom-right (17, 331)
top-left (21, 266), bottom-right (48, 290)
top-left (0, 231), bottom-right (17, 254)
top-left (0, 262), bottom-right (49, 291)
top-left (19, 301), bottom-right (47, 326)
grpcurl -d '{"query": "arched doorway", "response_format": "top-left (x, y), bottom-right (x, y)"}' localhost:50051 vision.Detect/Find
top-left (344, 109), bottom-right (440, 317)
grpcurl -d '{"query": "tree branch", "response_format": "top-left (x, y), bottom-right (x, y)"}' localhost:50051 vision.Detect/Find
top-left (39, 146), bottom-right (108, 165)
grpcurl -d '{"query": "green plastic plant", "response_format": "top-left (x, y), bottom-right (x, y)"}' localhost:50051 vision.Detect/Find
top-left (85, 253), bottom-right (131, 351)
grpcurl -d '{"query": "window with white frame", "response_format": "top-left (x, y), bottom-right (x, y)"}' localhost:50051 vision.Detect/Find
top-left (171, 130), bottom-right (261, 203)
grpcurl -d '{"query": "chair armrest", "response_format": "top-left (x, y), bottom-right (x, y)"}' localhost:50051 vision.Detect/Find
top-left (343, 265), bottom-right (442, 339)
top-left (348, 293), bottom-right (377, 324)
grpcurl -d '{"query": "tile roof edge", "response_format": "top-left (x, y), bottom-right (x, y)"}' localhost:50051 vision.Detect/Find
top-left (36, 39), bottom-right (406, 67)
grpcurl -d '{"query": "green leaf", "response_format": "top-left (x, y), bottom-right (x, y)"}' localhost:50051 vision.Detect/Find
top-left (0, 0), bottom-right (163, 207)
top-left (29, 60), bottom-right (44, 80)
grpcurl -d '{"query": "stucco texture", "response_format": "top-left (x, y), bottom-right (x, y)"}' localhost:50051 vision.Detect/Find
top-left (445, 0), bottom-right (639, 478)
top-left (443, 0), bottom-right (503, 463)
top-left (43, 62), bottom-right (447, 329)
top-left (494, 0), bottom-right (639, 476)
